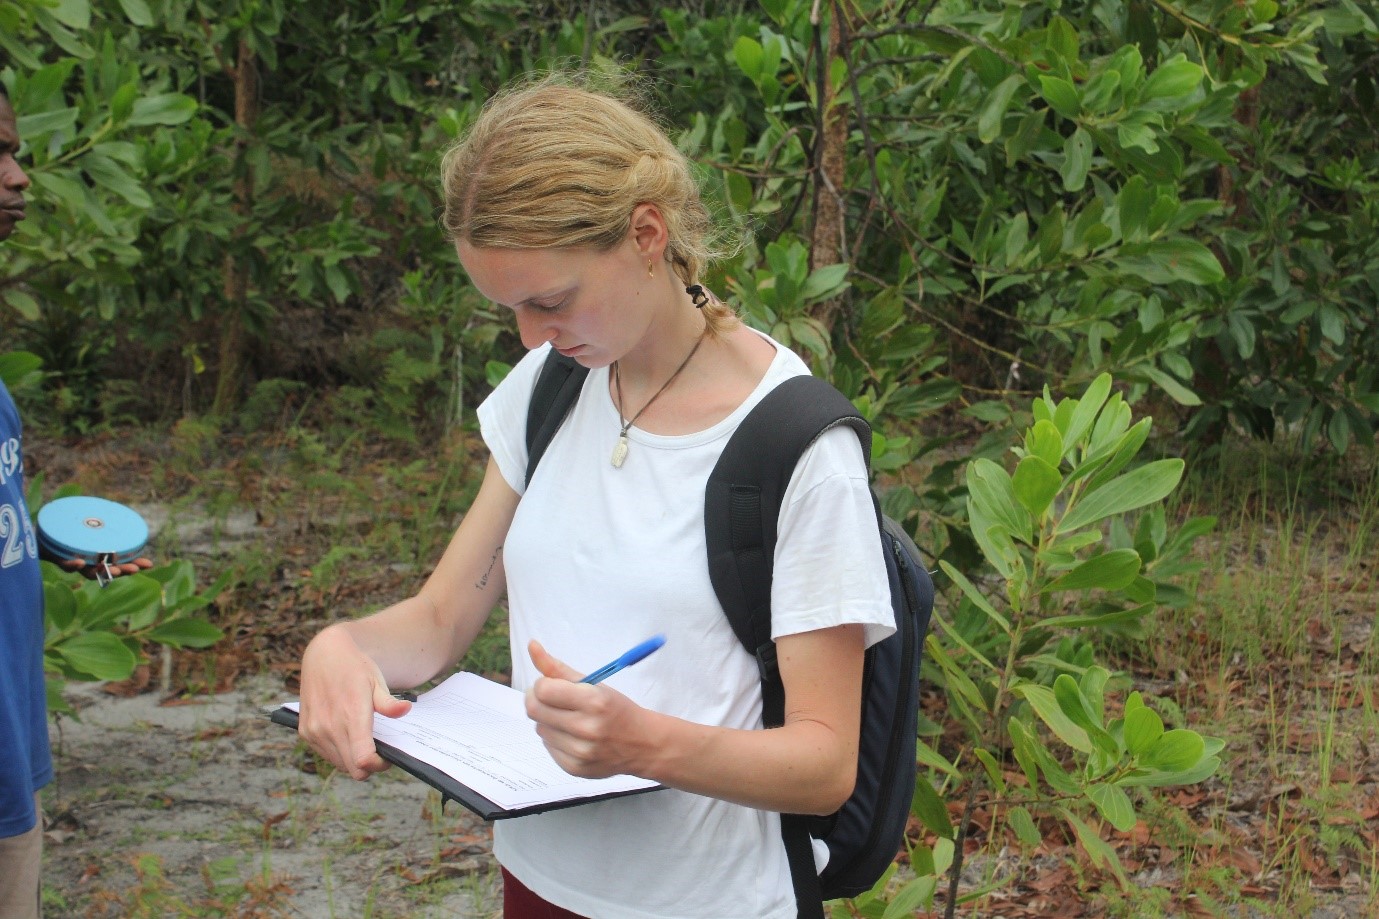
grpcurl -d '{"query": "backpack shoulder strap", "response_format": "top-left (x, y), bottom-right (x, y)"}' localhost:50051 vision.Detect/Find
top-left (525, 350), bottom-right (590, 488)
top-left (705, 373), bottom-right (871, 677)
top-left (704, 373), bottom-right (871, 919)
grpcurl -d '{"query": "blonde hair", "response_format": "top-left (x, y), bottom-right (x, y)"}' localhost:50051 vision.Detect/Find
top-left (440, 73), bottom-right (738, 333)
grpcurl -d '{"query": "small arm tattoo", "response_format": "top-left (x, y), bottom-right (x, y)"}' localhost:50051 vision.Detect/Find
top-left (475, 546), bottom-right (503, 590)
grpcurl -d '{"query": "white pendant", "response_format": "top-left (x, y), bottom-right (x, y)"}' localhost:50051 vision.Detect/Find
top-left (610, 435), bottom-right (629, 468)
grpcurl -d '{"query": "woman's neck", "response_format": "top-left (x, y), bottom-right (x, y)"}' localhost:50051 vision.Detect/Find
top-left (612, 283), bottom-right (709, 389)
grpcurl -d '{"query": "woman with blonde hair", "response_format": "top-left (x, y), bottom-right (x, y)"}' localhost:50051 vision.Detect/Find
top-left (296, 74), bottom-right (893, 919)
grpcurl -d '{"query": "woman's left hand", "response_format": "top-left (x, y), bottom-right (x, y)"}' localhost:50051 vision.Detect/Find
top-left (524, 640), bottom-right (654, 780)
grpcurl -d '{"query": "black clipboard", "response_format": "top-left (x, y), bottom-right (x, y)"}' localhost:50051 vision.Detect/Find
top-left (269, 707), bottom-right (663, 820)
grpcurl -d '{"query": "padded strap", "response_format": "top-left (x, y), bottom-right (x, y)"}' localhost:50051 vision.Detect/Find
top-left (525, 351), bottom-right (590, 488)
top-left (705, 375), bottom-right (870, 662)
top-left (703, 374), bottom-right (870, 919)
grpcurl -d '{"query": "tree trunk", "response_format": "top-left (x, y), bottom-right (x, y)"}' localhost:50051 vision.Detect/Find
top-left (211, 38), bottom-right (258, 416)
top-left (810, 1), bottom-right (848, 332)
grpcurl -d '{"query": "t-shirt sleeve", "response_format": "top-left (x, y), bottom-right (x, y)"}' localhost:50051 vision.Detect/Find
top-left (476, 344), bottom-right (553, 496)
top-left (771, 424), bottom-right (896, 649)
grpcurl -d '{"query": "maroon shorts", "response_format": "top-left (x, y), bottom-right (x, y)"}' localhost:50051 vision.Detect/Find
top-left (501, 866), bottom-right (591, 919)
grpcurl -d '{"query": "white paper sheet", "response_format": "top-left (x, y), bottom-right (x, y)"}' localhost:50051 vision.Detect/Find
top-left (285, 672), bottom-right (658, 811)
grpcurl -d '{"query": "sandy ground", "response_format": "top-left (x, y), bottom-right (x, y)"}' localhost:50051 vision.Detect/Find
top-left (41, 677), bottom-right (503, 919)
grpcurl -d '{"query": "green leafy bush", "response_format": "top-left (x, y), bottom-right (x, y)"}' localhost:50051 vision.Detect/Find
top-left (42, 559), bottom-right (226, 715)
top-left (850, 375), bottom-right (1221, 914)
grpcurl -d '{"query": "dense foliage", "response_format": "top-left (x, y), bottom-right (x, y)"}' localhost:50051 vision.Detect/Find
top-left (3, 0), bottom-right (1374, 912)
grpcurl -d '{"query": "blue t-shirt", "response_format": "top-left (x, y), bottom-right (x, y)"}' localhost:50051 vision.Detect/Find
top-left (0, 379), bottom-right (50, 837)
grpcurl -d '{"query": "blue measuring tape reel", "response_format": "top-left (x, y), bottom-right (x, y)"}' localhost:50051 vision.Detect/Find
top-left (37, 496), bottom-right (149, 583)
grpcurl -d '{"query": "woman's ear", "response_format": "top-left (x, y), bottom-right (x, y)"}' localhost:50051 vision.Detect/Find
top-left (629, 203), bottom-right (669, 261)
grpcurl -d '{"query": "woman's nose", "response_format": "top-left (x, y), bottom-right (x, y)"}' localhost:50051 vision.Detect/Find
top-left (514, 308), bottom-right (556, 350)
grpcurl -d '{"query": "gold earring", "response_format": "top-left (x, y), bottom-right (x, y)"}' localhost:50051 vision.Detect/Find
top-left (647, 260), bottom-right (654, 278)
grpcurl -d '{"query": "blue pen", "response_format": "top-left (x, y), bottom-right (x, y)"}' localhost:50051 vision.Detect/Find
top-left (579, 634), bottom-right (666, 685)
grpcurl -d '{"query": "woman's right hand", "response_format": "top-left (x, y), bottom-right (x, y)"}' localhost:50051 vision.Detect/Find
top-left (297, 624), bottom-right (412, 780)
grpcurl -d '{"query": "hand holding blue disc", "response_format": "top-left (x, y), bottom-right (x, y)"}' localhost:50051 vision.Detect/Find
top-left (36, 496), bottom-right (149, 565)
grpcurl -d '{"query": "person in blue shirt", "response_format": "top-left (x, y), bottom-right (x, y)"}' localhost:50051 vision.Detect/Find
top-left (0, 81), bottom-right (149, 919)
top-left (0, 78), bottom-right (49, 919)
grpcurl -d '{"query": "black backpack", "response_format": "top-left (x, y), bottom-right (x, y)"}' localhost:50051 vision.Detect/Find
top-left (525, 352), bottom-right (935, 918)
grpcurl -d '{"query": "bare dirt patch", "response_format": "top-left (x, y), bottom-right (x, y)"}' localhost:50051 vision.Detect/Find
top-left (43, 678), bottom-right (501, 919)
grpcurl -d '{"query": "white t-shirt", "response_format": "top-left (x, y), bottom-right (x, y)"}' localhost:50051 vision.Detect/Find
top-left (477, 334), bottom-right (894, 919)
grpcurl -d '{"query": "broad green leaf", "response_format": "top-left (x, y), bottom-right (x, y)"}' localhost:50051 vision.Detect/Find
top-left (1118, 239), bottom-right (1224, 285)
top-left (1039, 75), bottom-right (1081, 120)
top-left (2, 290), bottom-right (40, 322)
top-left (883, 876), bottom-right (937, 919)
top-left (1117, 177), bottom-right (1153, 242)
top-left (1062, 128), bottom-right (1092, 191)
top-left (129, 93), bottom-right (197, 126)
top-left (801, 263), bottom-right (849, 301)
top-left (1053, 674), bottom-right (1118, 755)
top-left (916, 739), bottom-right (958, 777)
top-left (54, 632), bottom-right (137, 681)
top-left (43, 579), bottom-right (78, 631)
top-left (147, 559), bottom-right (195, 604)
top-left (1063, 374), bottom-right (1113, 451)
top-left (15, 107), bottom-right (78, 139)
top-left (0, 351), bottom-right (42, 387)
top-left (1026, 419), bottom-right (1064, 468)
top-left (1141, 56), bottom-right (1203, 101)
top-left (83, 155), bottom-right (153, 208)
top-left (80, 574), bottom-right (161, 629)
top-left (1037, 206), bottom-right (1065, 262)
top-left (1044, 549), bottom-right (1142, 592)
top-left (1124, 704), bottom-right (1164, 756)
top-left (1143, 729), bottom-right (1205, 771)
top-left (932, 836), bottom-right (956, 875)
top-left (1087, 783), bottom-right (1138, 832)
top-left (1046, 16), bottom-right (1079, 63)
top-left (1070, 419), bottom-right (1158, 493)
top-left (1034, 736), bottom-right (1084, 795)
top-left (51, 0), bottom-right (91, 29)
top-left (978, 73), bottom-right (1023, 144)
top-left (1012, 455), bottom-right (1062, 518)
top-left (1016, 684), bottom-right (1091, 753)
top-left (1008, 805), bottom-right (1042, 848)
top-left (1007, 718), bottom-right (1041, 790)
top-left (146, 618), bottom-right (223, 649)
top-left (967, 458), bottom-right (1032, 543)
top-left (118, 0), bottom-right (154, 26)
top-left (1122, 755), bottom-right (1222, 787)
top-left (1319, 304), bottom-right (1346, 345)
top-left (725, 170), bottom-right (752, 214)
top-left (1082, 69), bottom-right (1122, 113)
top-left (733, 37), bottom-right (764, 79)
top-left (912, 774), bottom-right (953, 839)
top-left (1058, 459), bottom-right (1184, 533)
top-left (1328, 410), bottom-right (1351, 454)
top-left (1117, 122), bottom-right (1159, 154)
top-left (1227, 313), bottom-right (1257, 359)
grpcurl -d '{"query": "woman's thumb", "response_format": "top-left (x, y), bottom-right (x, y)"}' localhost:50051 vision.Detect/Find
top-left (373, 682), bottom-right (413, 719)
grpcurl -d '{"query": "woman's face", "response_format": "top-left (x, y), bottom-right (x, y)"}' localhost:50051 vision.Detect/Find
top-left (457, 236), bottom-right (653, 368)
